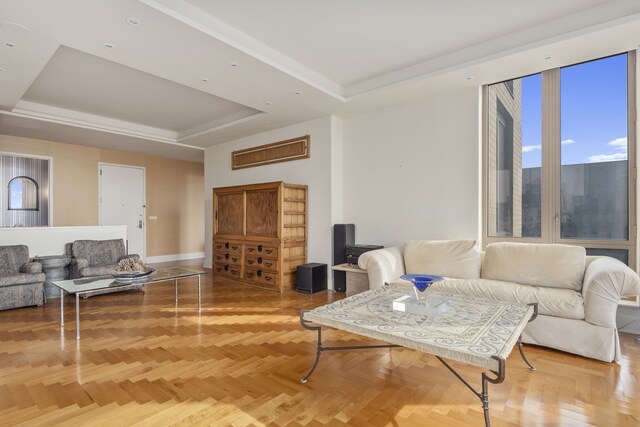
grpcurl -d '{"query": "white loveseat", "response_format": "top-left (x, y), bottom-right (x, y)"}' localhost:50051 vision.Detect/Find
top-left (358, 240), bottom-right (640, 362)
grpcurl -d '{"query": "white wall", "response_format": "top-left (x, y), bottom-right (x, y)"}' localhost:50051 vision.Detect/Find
top-left (0, 225), bottom-right (127, 257)
top-left (204, 116), bottom-right (339, 287)
top-left (341, 87), bottom-right (481, 247)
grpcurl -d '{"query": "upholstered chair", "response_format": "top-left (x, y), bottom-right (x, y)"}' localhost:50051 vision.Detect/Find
top-left (69, 239), bottom-right (139, 279)
top-left (0, 245), bottom-right (45, 310)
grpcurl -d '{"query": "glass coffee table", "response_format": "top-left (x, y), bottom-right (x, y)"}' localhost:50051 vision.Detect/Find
top-left (53, 267), bottom-right (206, 339)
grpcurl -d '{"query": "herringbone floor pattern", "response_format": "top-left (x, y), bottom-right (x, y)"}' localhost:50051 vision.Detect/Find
top-left (0, 268), bottom-right (639, 426)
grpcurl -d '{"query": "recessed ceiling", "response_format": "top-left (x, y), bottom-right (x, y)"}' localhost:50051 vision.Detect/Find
top-left (23, 46), bottom-right (259, 132)
top-left (0, 0), bottom-right (639, 162)
top-left (185, 0), bottom-right (609, 87)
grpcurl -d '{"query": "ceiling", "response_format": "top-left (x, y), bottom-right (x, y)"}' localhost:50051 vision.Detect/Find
top-left (1, 0), bottom-right (639, 163)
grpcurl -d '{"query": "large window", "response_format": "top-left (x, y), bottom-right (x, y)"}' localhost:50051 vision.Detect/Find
top-left (484, 52), bottom-right (636, 270)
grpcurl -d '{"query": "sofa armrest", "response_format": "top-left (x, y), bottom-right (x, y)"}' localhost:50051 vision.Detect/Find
top-left (120, 254), bottom-right (140, 261)
top-left (20, 262), bottom-right (42, 274)
top-left (582, 257), bottom-right (640, 328)
top-left (358, 246), bottom-right (405, 290)
top-left (72, 258), bottom-right (90, 269)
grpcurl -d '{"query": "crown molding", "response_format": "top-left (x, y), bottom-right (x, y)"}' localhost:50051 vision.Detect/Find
top-left (142, 0), bottom-right (640, 101)
top-left (139, 0), bottom-right (347, 101)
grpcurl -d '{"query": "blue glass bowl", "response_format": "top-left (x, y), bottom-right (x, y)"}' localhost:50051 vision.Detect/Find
top-left (400, 274), bottom-right (444, 292)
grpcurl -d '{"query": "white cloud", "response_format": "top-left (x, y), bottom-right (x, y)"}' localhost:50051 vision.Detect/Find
top-left (586, 137), bottom-right (628, 163)
top-left (588, 152), bottom-right (627, 163)
top-left (608, 137), bottom-right (627, 151)
top-left (522, 145), bottom-right (541, 153)
top-left (561, 139), bottom-right (575, 145)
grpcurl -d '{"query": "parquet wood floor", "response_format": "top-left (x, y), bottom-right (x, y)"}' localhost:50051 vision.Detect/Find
top-left (0, 268), bottom-right (639, 426)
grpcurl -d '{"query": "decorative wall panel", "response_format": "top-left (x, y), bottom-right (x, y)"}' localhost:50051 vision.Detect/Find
top-left (0, 154), bottom-right (50, 227)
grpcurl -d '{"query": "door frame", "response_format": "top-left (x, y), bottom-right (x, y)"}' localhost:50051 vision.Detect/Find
top-left (98, 162), bottom-right (146, 259)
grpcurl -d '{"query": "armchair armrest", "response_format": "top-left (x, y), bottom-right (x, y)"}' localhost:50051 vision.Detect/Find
top-left (72, 258), bottom-right (90, 269)
top-left (119, 254), bottom-right (140, 261)
top-left (358, 246), bottom-right (405, 290)
top-left (582, 257), bottom-right (640, 328)
top-left (20, 262), bottom-right (42, 274)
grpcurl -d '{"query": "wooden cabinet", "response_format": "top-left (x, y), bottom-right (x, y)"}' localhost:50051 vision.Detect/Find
top-left (212, 182), bottom-right (307, 292)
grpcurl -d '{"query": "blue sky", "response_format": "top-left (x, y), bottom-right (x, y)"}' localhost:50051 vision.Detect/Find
top-left (521, 53), bottom-right (627, 168)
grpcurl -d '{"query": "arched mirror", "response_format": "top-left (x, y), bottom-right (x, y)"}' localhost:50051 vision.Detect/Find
top-left (8, 176), bottom-right (39, 211)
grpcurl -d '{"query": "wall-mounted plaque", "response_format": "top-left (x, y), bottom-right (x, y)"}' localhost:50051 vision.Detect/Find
top-left (232, 135), bottom-right (310, 170)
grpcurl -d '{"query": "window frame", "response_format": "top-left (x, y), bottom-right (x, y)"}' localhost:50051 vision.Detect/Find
top-left (482, 51), bottom-right (637, 272)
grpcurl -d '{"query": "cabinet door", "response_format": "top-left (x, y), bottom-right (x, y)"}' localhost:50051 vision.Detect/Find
top-left (245, 189), bottom-right (278, 237)
top-left (215, 191), bottom-right (244, 235)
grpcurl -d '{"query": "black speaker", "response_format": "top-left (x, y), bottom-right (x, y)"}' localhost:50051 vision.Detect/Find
top-left (296, 263), bottom-right (327, 294)
top-left (333, 224), bottom-right (355, 292)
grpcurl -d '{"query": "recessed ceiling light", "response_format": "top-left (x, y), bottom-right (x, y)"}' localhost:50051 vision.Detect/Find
top-left (103, 42), bottom-right (115, 49)
top-left (0, 22), bottom-right (31, 35)
top-left (229, 62), bottom-right (239, 68)
top-left (294, 91), bottom-right (302, 95)
top-left (3, 41), bottom-right (16, 48)
top-left (544, 55), bottom-right (553, 60)
top-left (126, 17), bottom-right (141, 26)
top-left (264, 101), bottom-right (272, 106)
top-left (464, 76), bottom-right (474, 81)
top-left (200, 77), bottom-right (209, 82)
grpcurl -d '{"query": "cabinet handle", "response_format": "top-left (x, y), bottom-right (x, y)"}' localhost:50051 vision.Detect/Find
top-left (265, 276), bottom-right (272, 281)
top-left (232, 257), bottom-right (239, 263)
top-left (232, 245), bottom-right (239, 251)
top-left (231, 269), bottom-right (238, 274)
top-left (247, 259), bottom-right (254, 265)
top-left (265, 249), bottom-right (273, 254)
top-left (265, 262), bottom-right (273, 268)
top-left (225, 242), bottom-right (230, 249)
top-left (258, 245), bottom-right (263, 252)
top-left (258, 257), bottom-right (262, 264)
top-left (225, 253), bottom-right (229, 260)
top-left (224, 265), bottom-right (229, 271)
top-left (257, 270), bottom-right (262, 277)
top-left (248, 248), bottom-right (255, 252)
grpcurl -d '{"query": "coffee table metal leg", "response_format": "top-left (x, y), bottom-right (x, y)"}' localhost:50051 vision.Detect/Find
top-left (300, 310), bottom-right (322, 384)
top-left (197, 274), bottom-right (201, 311)
top-left (517, 303), bottom-right (538, 371)
top-left (76, 293), bottom-right (80, 340)
top-left (175, 279), bottom-right (178, 303)
top-left (299, 310), bottom-right (399, 384)
top-left (60, 289), bottom-right (64, 326)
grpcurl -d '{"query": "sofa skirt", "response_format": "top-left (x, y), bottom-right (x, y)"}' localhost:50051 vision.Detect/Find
top-left (522, 314), bottom-right (619, 362)
top-left (0, 282), bottom-right (44, 310)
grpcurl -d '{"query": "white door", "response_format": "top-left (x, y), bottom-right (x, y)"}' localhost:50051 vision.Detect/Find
top-left (99, 164), bottom-right (146, 259)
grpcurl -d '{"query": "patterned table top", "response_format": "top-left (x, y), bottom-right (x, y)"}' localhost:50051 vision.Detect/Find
top-left (303, 286), bottom-right (534, 371)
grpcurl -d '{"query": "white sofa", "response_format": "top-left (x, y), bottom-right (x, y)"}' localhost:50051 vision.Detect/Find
top-left (358, 240), bottom-right (640, 362)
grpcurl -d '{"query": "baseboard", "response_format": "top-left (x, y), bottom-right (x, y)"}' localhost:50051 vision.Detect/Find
top-left (146, 252), bottom-right (205, 264)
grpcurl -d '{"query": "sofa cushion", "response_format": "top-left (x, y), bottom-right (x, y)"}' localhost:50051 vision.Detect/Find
top-left (404, 240), bottom-right (481, 279)
top-left (482, 242), bottom-right (585, 291)
top-left (389, 277), bottom-right (585, 320)
top-left (0, 245), bottom-right (30, 276)
top-left (0, 273), bottom-right (46, 287)
top-left (79, 264), bottom-right (119, 277)
top-left (72, 240), bottom-right (126, 267)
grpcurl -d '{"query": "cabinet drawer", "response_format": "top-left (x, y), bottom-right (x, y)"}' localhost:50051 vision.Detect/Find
top-left (245, 255), bottom-right (277, 270)
top-left (213, 241), bottom-right (243, 254)
top-left (245, 244), bottom-right (278, 259)
top-left (213, 252), bottom-right (242, 265)
top-left (244, 268), bottom-right (278, 287)
top-left (213, 263), bottom-right (242, 279)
